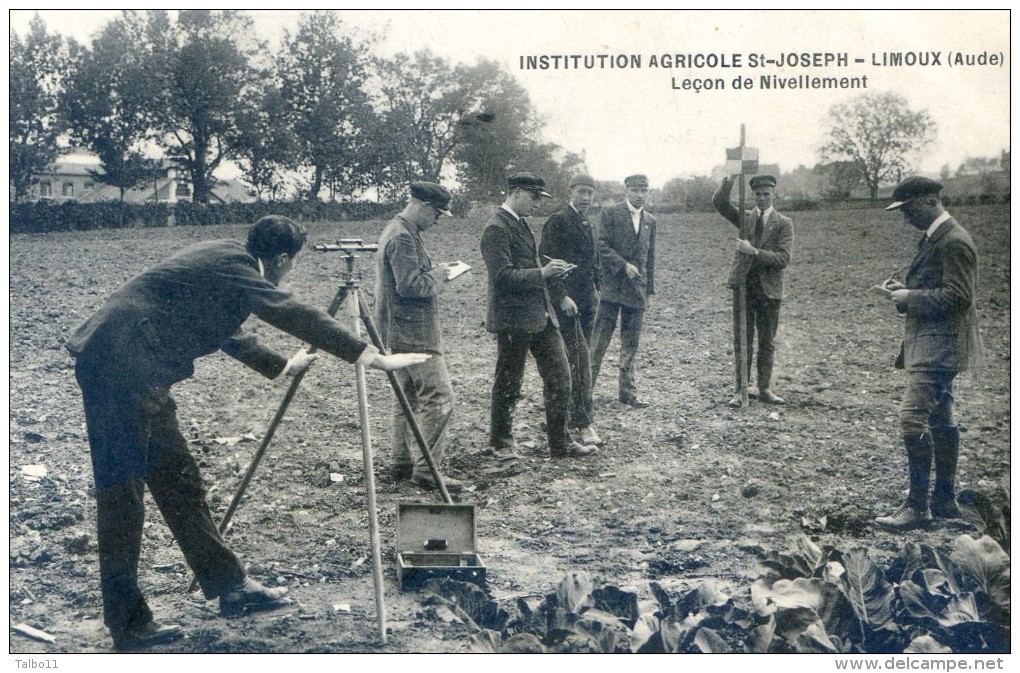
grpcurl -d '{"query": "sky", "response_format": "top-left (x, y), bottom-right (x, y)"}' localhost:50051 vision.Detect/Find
top-left (9, 9), bottom-right (1012, 186)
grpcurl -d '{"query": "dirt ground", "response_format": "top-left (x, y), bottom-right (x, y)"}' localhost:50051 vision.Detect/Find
top-left (8, 203), bottom-right (1010, 654)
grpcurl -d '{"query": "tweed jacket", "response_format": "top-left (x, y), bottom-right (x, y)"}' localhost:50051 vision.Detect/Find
top-left (596, 201), bottom-right (656, 309)
top-left (374, 216), bottom-right (447, 354)
top-left (481, 207), bottom-right (558, 333)
top-left (897, 216), bottom-right (983, 373)
top-left (538, 204), bottom-right (601, 313)
top-left (66, 240), bottom-right (369, 387)
top-left (712, 181), bottom-right (794, 300)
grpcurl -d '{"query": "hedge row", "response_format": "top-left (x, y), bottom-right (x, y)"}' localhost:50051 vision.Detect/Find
top-left (9, 200), bottom-right (401, 234)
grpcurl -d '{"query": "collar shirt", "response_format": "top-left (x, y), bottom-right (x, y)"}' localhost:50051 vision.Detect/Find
top-left (757, 205), bottom-right (774, 221)
top-left (501, 204), bottom-right (522, 222)
top-left (926, 211), bottom-right (952, 237)
top-left (627, 200), bottom-right (643, 234)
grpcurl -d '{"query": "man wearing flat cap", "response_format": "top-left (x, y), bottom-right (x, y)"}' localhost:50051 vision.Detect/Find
top-left (376, 181), bottom-right (465, 491)
top-left (713, 173), bottom-right (794, 407)
top-left (539, 174), bottom-right (602, 446)
top-left (590, 174), bottom-right (656, 408)
top-left (874, 176), bottom-right (982, 531)
top-left (480, 172), bottom-right (595, 460)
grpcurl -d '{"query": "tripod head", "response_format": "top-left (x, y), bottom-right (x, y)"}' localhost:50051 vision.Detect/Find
top-left (314, 239), bottom-right (378, 285)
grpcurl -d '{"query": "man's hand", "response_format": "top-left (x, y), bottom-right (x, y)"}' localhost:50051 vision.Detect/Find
top-left (541, 258), bottom-right (572, 278)
top-left (883, 279), bottom-right (906, 292)
top-left (624, 262), bottom-right (642, 280)
top-left (736, 238), bottom-right (757, 256)
top-left (560, 296), bottom-right (578, 317)
top-left (889, 288), bottom-right (910, 312)
top-left (284, 349), bottom-right (318, 377)
top-left (370, 353), bottom-right (431, 371)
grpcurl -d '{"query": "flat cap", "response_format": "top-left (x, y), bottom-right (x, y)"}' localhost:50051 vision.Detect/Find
top-left (507, 171), bottom-right (552, 198)
top-left (749, 174), bottom-right (777, 189)
top-left (886, 176), bottom-right (943, 211)
top-left (410, 181), bottom-right (453, 216)
top-left (568, 173), bottom-right (596, 190)
top-left (624, 174), bottom-right (649, 188)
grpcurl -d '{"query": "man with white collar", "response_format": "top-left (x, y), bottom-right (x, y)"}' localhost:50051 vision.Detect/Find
top-left (875, 176), bottom-right (982, 531)
top-left (481, 172), bottom-right (595, 460)
top-left (713, 174), bottom-right (794, 407)
top-left (590, 174), bottom-right (657, 408)
top-left (539, 173), bottom-right (602, 446)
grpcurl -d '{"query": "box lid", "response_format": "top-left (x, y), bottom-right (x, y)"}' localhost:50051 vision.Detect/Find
top-left (396, 503), bottom-right (477, 554)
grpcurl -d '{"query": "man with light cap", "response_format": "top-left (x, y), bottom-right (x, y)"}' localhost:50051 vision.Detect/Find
top-left (874, 176), bottom-right (982, 531)
top-left (481, 171), bottom-right (596, 460)
top-left (713, 173), bottom-right (794, 407)
top-left (590, 173), bottom-right (656, 408)
top-left (539, 173), bottom-right (602, 446)
top-left (376, 181), bottom-right (465, 492)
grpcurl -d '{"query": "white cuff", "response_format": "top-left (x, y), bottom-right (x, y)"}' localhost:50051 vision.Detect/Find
top-left (355, 344), bottom-right (380, 367)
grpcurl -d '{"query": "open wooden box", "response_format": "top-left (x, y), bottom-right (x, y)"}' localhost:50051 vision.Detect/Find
top-left (395, 503), bottom-right (485, 590)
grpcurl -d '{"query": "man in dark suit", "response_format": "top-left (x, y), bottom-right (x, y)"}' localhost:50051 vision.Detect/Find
top-left (67, 216), bottom-right (427, 649)
top-left (875, 177), bottom-right (983, 531)
top-left (375, 181), bottom-right (464, 492)
top-left (713, 174), bottom-right (794, 407)
top-left (590, 174), bottom-right (656, 408)
top-left (481, 172), bottom-right (595, 460)
top-left (539, 173), bottom-right (602, 446)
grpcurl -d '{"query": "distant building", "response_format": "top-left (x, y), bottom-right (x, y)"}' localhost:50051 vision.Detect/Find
top-left (25, 154), bottom-right (254, 204)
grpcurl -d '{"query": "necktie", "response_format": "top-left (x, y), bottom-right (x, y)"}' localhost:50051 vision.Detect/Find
top-left (919, 234), bottom-right (928, 250)
top-left (755, 211), bottom-right (765, 245)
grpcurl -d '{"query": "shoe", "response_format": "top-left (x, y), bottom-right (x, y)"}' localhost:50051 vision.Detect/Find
top-left (219, 576), bottom-right (290, 614)
top-left (727, 392), bottom-right (745, 408)
top-left (874, 504), bottom-right (933, 531)
top-left (412, 472), bottom-right (465, 493)
top-left (551, 441), bottom-right (597, 458)
top-left (111, 619), bottom-right (183, 650)
top-left (388, 464), bottom-right (413, 481)
top-left (619, 395), bottom-right (650, 408)
top-left (759, 389), bottom-right (785, 405)
top-left (577, 425), bottom-right (602, 446)
top-left (930, 497), bottom-right (963, 519)
top-left (487, 446), bottom-right (522, 462)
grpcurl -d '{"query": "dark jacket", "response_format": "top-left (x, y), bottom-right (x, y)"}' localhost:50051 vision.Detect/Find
top-left (596, 201), bottom-right (655, 308)
top-left (66, 240), bottom-right (369, 387)
top-left (481, 207), bottom-right (557, 333)
top-left (713, 179), bottom-right (794, 300)
top-left (898, 216), bottom-right (983, 372)
top-left (539, 204), bottom-right (600, 314)
top-left (374, 216), bottom-right (446, 354)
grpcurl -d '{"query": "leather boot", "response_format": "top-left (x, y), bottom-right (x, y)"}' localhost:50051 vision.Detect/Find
top-left (875, 432), bottom-right (933, 530)
top-left (930, 425), bottom-right (962, 518)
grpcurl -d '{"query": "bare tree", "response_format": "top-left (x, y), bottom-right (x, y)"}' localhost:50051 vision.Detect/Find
top-left (820, 92), bottom-right (935, 202)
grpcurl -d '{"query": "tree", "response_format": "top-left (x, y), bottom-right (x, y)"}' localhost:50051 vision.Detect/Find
top-left (820, 92), bottom-right (935, 202)
top-left (62, 11), bottom-right (162, 202)
top-left (232, 84), bottom-right (298, 201)
top-left (278, 11), bottom-right (376, 201)
top-left (10, 14), bottom-right (71, 202)
top-left (453, 59), bottom-right (542, 200)
top-left (372, 50), bottom-right (473, 190)
top-left (144, 10), bottom-right (264, 204)
top-left (815, 161), bottom-right (863, 200)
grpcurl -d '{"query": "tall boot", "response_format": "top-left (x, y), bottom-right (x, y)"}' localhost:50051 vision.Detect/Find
top-left (875, 432), bottom-right (934, 530)
top-left (930, 425), bottom-right (962, 518)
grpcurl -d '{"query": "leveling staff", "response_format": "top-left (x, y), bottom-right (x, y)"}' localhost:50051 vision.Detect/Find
top-left (66, 216), bottom-right (427, 650)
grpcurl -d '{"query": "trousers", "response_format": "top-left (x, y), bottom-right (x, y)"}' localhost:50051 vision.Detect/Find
top-left (489, 320), bottom-right (572, 451)
top-left (556, 303), bottom-right (596, 428)
top-left (590, 300), bottom-right (645, 400)
top-left (732, 277), bottom-right (782, 391)
top-left (390, 353), bottom-right (454, 476)
top-left (75, 362), bottom-right (245, 630)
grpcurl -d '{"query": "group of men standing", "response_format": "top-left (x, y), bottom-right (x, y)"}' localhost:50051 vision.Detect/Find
top-left (66, 163), bottom-right (981, 650)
